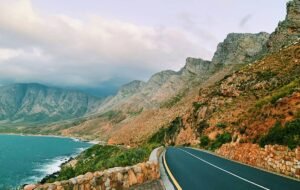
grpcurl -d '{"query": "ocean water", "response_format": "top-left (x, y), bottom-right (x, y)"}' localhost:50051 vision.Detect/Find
top-left (0, 134), bottom-right (92, 189)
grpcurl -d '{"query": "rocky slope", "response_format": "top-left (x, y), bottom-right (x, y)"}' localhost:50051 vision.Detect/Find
top-left (45, 31), bottom-right (270, 141)
top-left (97, 32), bottom-right (269, 114)
top-left (0, 83), bottom-right (102, 124)
top-left (106, 0), bottom-right (300, 146)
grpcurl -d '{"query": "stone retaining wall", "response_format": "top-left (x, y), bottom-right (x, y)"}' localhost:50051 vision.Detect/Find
top-left (24, 147), bottom-right (165, 190)
top-left (216, 143), bottom-right (300, 179)
top-left (24, 161), bottom-right (160, 190)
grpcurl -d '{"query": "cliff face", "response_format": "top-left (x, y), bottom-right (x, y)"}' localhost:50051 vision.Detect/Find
top-left (266, 0), bottom-right (300, 52)
top-left (97, 58), bottom-right (214, 113)
top-left (0, 83), bottom-right (102, 124)
top-left (212, 32), bottom-right (270, 65)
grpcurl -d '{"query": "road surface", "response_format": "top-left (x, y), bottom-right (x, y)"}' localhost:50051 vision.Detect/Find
top-left (164, 147), bottom-right (300, 190)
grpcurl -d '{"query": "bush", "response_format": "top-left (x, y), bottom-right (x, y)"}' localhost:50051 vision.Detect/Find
top-left (148, 117), bottom-right (183, 145)
top-left (193, 102), bottom-right (205, 112)
top-left (200, 136), bottom-right (210, 147)
top-left (259, 119), bottom-right (300, 149)
top-left (216, 122), bottom-right (227, 129)
top-left (210, 132), bottom-right (232, 150)
top-left (256, 70), bottom-right (276, 81)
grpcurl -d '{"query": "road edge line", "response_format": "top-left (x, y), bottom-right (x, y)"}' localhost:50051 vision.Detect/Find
top-left (187, 147), bottom-right (300, 182)
top-left (179, 148), bottom-right (270, 190)
top-left (163, 150), bottom-right (183, 190)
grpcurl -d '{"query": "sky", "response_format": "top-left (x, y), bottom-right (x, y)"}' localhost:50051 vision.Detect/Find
top-left (0, 0), bottom-right (288, 96)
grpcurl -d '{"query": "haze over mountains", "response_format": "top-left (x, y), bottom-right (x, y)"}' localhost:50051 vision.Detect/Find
top-left (0, 31), bottom-right (270, 126)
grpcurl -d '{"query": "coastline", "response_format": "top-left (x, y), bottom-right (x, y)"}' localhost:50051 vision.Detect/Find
top-left (0, 133), bottom-right (100, 188)
top-left (0, 132), bottom-right (102, 144)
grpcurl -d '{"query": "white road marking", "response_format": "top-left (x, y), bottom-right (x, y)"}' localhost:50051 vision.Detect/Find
top-left (179, 148), bottom-right (270, 190)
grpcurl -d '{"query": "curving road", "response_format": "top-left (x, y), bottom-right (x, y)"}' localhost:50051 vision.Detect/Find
top-left (164, 147), bottom-right (300, 190)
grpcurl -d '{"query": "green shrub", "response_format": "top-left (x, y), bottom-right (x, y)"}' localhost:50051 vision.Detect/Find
top-left (210, 132), bottom-right (232, 150)
top-left (256, 70), bottom-right (276, 81)
top-left (200, 136), bottom-right (210, 147)
top-left (193, 102), bottom-right (205, 112)
top-left (216, 122), bottom-right (227, 129)
top-left (259, 119), bottom-right (300, 149)
top-left (256, 78), bottom-right (300, 107)
top-left (148, 117), bottom-right (183, 145)
top-left (47, 144), bottom-right (158, 183)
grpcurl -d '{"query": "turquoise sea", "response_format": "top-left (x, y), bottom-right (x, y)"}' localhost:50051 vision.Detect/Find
top-left (0, 134), bottom-right (92, 189)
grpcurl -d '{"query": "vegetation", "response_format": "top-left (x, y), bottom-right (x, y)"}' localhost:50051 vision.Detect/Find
top-left (193, 102), bottom-right (206, 112)
top-left (148, 117), bottom-right (183, 145)
top-left (256, 70), bottom-right (276, 81)
top-left (216, 122), bottom-right (227, 129)
top-left (100, 110), bottom-right (126, 123)
top-left (200, 136), bottom-right (210, 147)
top-left (255, 78), bottom-right (300, 108)
top-left (46, 144), bottom-right (159, 183)
top-left (199, 132), bottom-right (232, 150)
top-left (160, 92), bottom-right (185, 108)
top-left (259, 119), bottom-right (300, 149)
top-left (197, 120), bottom-right (209, 134)
top-left (295, 109), bottom-right (300, 118)
top-left (210, 132), bottom-right (232, 150)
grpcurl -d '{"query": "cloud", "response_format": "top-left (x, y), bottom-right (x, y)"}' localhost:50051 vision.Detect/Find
top-left (0, 0), bottom-right (212, 90)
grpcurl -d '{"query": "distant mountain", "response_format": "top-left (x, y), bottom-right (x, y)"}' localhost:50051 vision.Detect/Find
top-left (0, 83), bottom-right (102, 124)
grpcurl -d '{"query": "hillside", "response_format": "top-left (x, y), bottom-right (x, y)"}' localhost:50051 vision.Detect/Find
top-left (36, 32), bottom-right (270, 141)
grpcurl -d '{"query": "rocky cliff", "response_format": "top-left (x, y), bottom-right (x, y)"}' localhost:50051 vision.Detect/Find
top-left (266, 0), bottom-right (300, 52)
top-left (97, 58), bottom-right (214, 114)
top-left (0, 83), bottom-right (102, 124)
top-left (212, 32), bottom-right (270, 65)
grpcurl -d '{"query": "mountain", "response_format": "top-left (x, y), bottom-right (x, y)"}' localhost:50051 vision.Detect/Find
top-left (4, 1), bottom-right (298, 151)
top-left (96, 32), bottom-right (269, 114)
top-left (41, 31), bottom-right (270, 141)
top-left (212, 32), bottom-right (270, 65)
top-left (141, 0), bottom-right (300, 146)
top-left (0, 83), bottom-right (102, 124)
top-left (266, 0), bottom-right (300, 52)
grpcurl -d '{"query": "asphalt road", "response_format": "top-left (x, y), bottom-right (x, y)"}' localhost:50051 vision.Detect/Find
top-left (164, 147), bottom-right (300, 190)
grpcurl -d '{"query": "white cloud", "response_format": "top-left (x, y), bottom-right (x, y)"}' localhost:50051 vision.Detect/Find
top-left (0, 0), bottom-right (212, 89)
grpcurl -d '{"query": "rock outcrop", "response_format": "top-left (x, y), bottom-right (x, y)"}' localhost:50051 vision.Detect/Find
top-left (212, 32), bottom-right (270, 65)
top-left (266, 0), bottom-right (300, 52)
